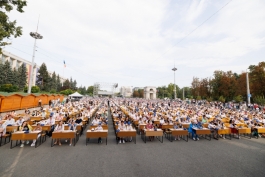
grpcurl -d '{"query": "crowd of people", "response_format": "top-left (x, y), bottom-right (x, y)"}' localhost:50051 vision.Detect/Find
top-left (110, 98), bottom-right (265, 141)
top-left (1, 97), bottom-right (265, 147)
top-left (0, 98), bottom-right (103, 147)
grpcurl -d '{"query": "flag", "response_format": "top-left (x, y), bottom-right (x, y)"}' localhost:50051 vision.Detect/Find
top-left (64, 60), bottom-right (66, 67)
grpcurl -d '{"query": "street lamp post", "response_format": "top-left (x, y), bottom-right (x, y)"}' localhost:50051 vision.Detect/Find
top-left (28, 31), bottom-right (43, 93)
top-left (172, 66), bottom-right (177, 99)
top-left (246, 70), bottom-right (251, 105)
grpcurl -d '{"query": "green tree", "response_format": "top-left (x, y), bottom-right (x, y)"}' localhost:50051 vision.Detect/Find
top-left (62, 79), bottom-right (70, 90)
top-left (17, 63), bottom-right (27, 90)
top-left (51, 71), bottom-right (56, 90)
top-left (37, 63), bottom-right (49, 91)
top-left (56, 74), bottom-right (61, 92)
top-left (1, 60), bottom-right (13, 84)
top-left (87, 86), bottom-right (94, 95)
top-left (0, 0), bottom-right (27, 53)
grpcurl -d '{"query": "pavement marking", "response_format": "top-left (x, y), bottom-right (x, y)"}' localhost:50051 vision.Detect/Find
top-left (1, 148), bottom-right (24, 177)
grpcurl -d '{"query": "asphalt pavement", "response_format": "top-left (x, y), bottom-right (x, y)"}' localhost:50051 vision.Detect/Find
top-left (0, 108), bottom-right (265, 177)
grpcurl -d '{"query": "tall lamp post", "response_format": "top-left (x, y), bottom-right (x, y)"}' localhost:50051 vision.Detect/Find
top-left (246, 69), bottom-right (251, 105)
top-left (172, 66), bottom-right (177, 99)
top-left (28, 31), bottom-right (43, 93)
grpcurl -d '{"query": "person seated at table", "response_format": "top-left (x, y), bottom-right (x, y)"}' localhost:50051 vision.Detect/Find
top-left (16, 117), bottom-right (25, 126)
top-left (75, 116), bottom-right (83, 135)
top-left (208, 121), bottom-right (218, 139)
top-left (173, 121), bottom-right (180, 141)
top-left (202, 115), bottom-right (208, 124)
top-left (31, 123), bottom-right (42, 147)
top-left (19, 121), bottom-right (33, 147)
top-left (146, 120), bottom-right (154, 141)
top-left (55, 113), bottom-right (64, 121)
top-left (188, 120), bottom-right (199, 141)
top-left (118, 121), bottom-right (126, 144)
top-left (41, 110), bottom-right (46, 119)
top-left (46, 115), bottom-right (55, 137)
top-left (229, 119), bottom-right (239, 138)
top-left (68, 120), bottom-right (76, 146)
top-left (4, 115), bottom-right (16, 126)
top-left (0, 120), bottom-right (7, 137)
top-left (53, 120), bottom-right (64, 146)
top-left (95, 123), bottom-right (103, 144)
top-left (91, 116), bottom-right (100, 125)
top-left (124, 117), bottom-right (131, 125)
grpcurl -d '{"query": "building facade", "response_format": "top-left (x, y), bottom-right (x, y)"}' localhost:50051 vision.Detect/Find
top-left (0, 50), bottom-right (66, 85)
top-left (120, 86), bottom-right (133, 97)
top-left (144, 86), bottom-right (157, 99)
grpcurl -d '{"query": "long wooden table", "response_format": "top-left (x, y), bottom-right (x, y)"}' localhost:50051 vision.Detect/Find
top-left (254, 127), bottom-right (265, 139)
top-left (51, 130), bottom-right (77, 147)
top-left (192, 128), bottom-right (211, 141)
top-left (86, 130), bottom-right (108, 145)
top-left (116, 129), bottom-right (137, 144)
top-left (10, 131), bottom-right (41, 149)
top-left (217, 128), bottom-right (231, 140)
top-left (141, 129), bottom-right (163, 143)
top-left (237, 128), bottom-right (251, 139)
top-left (169, 128), bottom-right (189, 142)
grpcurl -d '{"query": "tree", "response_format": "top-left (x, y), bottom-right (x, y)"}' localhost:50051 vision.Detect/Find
top-left (51, 71), bottom-right (56, 90)
top-left (87, 86), bottom-right (94, 95)
top-left (17, 63), bottom-right (27, 90)
top-left (36, 63), bottom-right (49, 91)
top-left (73, 80), bottom-right (77, 90)
top-left (69, 77), bottom-right (73, 90)
top-left (62, 79), bottom-right (70, 90)
top-left (249, 62), bottom-right (265, 97)
top-left (133, 90), bottom-right (140, 98)
top-left (56, 74), bottom-right (61, 92)
top-left (1, 60), bottom-right (13, 84)
top-left (0, 0), bottom-right (27, 53)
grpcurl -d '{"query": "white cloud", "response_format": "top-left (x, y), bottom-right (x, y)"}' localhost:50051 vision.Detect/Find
top-left (4, 0), bottom-right (265, 88)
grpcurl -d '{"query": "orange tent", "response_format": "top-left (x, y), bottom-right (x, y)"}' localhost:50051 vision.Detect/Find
top-left (59, 95), bottom-right (64, 102)
top-left (20, 94), bottom-right (36, 109)
top-left (34, 94), bottom-right (48, 106)
top-left (0, 94), bottom-right (23, 112)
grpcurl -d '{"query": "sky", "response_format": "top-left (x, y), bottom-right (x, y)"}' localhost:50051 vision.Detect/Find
top-left (3, 0), bottom-right (265, 91)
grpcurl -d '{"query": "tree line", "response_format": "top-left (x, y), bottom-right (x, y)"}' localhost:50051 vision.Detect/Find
top-left (190, 61), bottom-right (265, 104)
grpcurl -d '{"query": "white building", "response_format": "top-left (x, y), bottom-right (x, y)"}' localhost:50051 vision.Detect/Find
top-left (144, 86), bottom-right (157, 99)
top-left (0, 50), bottom-right (66, 85)
top-left (120, 86), bottom-right (133, 97)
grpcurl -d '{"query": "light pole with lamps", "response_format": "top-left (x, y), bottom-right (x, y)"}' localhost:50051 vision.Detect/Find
top-left (172, 66), bottom-right (177, 99)
top-left (246, 69), bottom-right (251, 105)
top-left (28, 23), bottom-right (43, 93)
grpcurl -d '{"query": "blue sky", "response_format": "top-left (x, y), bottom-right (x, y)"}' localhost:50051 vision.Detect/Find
top-left (3, 0), bottom-right (265, 90)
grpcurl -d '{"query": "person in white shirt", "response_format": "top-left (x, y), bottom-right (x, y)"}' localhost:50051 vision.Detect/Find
top-left (16, 117), bottom-right (25, 126)
top-left (53, 121), bottom-right (64, 146)
top-left (117, 121), bottom-right (126, 144)
top-left (5, 115), bottom-right (15, 125)
top-left (0, 120), bottom-right (7, 137)
top-left (46, 116), bottom-right (55, 137)
top-left (92, 117), bottom-right (100, 125)
top-left (95, 123), bottom-right (103, 143)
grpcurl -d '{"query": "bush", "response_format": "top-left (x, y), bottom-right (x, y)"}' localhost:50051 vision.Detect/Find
top-left (218, 96), bottom-right (226, 103)
top-left (0, 84), bottom-right (19, 92)
top-left (196, 96), bottom-right (202, 100)
top-left (60, 89), bottom-right (74, 95)
top-left (31, 86), bottom-right (40, 93)
top-left (253, 95), bottom-right (265, 105)
top-left (24, 86), bottom-right (28, 93)
top-left (234, 95), bottom-right (243, 103)
top-left (50, 89), bottom-right (56, 94)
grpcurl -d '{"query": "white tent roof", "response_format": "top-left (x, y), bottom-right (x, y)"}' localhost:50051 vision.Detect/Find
top-left (69, 92), bottom-right (83, 97)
